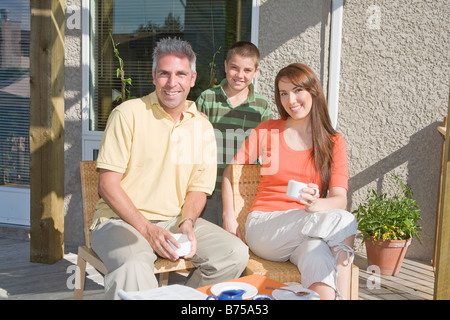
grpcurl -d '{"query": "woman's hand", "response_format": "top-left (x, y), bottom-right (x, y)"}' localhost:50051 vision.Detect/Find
top-left (299, 183), bottom-right (320, 212)
top-left (300, 185), bottom-right (348, 213)
top-left (221, 164), bottom-right (243, 239)
top-left (223, 214), bottom-right (242, 239)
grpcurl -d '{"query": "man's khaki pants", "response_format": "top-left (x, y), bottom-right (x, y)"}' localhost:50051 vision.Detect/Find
top-left (91, 217), bottom-right (249, 299)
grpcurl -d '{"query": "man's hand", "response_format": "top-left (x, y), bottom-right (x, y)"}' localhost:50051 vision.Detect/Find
top-left (177, 218), bottom-right (196, 259)
top-left (143, 223), bottom-right (180, 261)
top-left (175, 191), bottom-right (206, 259)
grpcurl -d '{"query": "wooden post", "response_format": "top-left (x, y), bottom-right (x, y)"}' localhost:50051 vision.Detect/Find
top-left (29, 0), bottom-right (65, 264)
top-left (434, 116), bottom-right (447, 269)
top-left (434, 92), bottom-right (450, 299)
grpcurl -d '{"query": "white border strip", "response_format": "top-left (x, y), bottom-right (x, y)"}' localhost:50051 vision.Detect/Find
top-left (328, 0), bottom-right (344, 129)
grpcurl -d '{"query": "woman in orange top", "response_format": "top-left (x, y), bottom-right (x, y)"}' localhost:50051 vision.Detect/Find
top-left (222, 63), bottom-right (357, 300)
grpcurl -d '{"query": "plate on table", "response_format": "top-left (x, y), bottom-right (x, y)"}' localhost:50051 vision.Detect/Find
top-left (210, 282), bottom-right (258, 300)
top-left (272, 286), bottom-right (320, 300)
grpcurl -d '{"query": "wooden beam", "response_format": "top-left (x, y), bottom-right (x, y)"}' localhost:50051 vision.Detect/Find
top-left (434, 91), bottom-right (450, 299)
top-left (29, 0), bottom-right (65, 264)
top-left (434, 116), bottom-right (447, 269)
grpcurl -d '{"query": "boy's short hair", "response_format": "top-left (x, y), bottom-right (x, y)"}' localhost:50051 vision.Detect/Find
top-left (226, 41), bottom-right (260, 69)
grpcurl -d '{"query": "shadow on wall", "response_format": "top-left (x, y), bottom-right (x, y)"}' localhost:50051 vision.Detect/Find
top-left (348, 121), bottom-right (443, 259)
top-left (258, 0), bottom-right (332, 82)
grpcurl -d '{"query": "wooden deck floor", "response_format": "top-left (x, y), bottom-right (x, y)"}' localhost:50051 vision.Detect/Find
top-left (0, 236), bottom-right (435, 300)
top-left (353, 251), bottom-right (434, 300)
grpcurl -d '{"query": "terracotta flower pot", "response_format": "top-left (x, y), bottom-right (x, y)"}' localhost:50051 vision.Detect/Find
top-left (365, 238), bottom-right (411, 276)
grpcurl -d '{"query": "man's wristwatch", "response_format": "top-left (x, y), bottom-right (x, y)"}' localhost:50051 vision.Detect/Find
top-left (178, 217), bottom-right (194, 228)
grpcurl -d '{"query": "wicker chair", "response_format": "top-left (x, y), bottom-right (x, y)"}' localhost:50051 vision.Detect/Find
top-left (73, 161), bottom-right (194, 300)
top-left (231, 164), bottom-right (359, 300)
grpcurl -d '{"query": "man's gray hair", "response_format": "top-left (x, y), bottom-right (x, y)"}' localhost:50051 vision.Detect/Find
top-left (152, 38), bottom-right (196, 74)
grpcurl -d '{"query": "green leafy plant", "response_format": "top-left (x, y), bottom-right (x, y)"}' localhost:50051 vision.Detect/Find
top-left (209, 46), bottom-right (221, 88)
top-left (109, 31), bottom-right (134, 102)
top-left (353, 175), bottom-right (422, 243)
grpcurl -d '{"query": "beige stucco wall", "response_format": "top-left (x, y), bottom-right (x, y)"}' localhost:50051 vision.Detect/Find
top-left (339, 0), bottom-right (449, 260)
top-left (258, 0), bottom-right (331, 105)
top-left (63, 0), bottom-right (449, 264)
top-left (64, 0), bottom-right (83, 244)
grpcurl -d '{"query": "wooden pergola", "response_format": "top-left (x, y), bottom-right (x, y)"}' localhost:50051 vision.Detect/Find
top-left (27, 0), bottom-right (449, 299)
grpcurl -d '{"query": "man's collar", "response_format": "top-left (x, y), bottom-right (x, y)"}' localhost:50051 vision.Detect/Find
top-left (149, 92), bottom-right (197, 123)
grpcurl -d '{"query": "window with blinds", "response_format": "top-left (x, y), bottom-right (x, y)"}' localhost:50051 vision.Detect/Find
top-left (0, 1), bottom-right (30, 187)
top-left (89, 0), bottom-right (253, 131)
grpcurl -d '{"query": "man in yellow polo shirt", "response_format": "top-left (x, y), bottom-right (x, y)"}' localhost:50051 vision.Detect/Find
top-left (90, 38), bottom-right (249, 300)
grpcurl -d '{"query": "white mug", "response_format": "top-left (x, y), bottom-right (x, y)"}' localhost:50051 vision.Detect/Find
top-left (168, 233), bottom-right (191, 257)
top-left (286, 180), bottom-right (319, 199)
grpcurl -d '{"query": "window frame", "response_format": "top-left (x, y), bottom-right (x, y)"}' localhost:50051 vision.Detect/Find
top-left (0, 0), bottom-right (31, 225)
top-left (81, 0), bottom-right (260, 160)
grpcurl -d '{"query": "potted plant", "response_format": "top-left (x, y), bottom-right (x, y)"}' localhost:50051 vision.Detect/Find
top-left (353, 175), bottom-right (422, 276)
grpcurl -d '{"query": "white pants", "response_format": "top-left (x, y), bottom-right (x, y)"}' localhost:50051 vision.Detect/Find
top-left (245, 209), bottom-right (357, 294)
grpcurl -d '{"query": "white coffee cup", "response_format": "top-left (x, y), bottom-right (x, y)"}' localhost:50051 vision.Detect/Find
top-left (168, 233), bottom-right (191, 257)
top-left (286, 179), bottom-right (319, 199)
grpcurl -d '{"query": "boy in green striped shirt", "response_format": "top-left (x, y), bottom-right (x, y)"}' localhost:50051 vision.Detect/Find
top-left (196, 41), bottom-right (272, 226)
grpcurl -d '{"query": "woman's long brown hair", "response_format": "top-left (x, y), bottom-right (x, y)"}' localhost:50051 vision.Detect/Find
top-left (274, 63), bottom-right (337, 197)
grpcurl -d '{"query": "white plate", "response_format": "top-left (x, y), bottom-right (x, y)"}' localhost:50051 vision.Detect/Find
top-left (210, 282), bottom-right (258, 300)
top-left (272, 286), bottom-right (320, 300)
